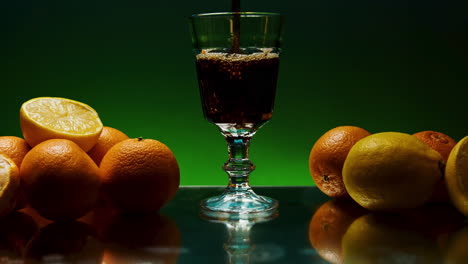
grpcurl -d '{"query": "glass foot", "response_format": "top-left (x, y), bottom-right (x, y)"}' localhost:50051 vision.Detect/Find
top-left (200, 189), bottom-right (279, 221)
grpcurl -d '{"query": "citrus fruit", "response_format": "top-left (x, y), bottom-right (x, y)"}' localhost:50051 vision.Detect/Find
top-left (20, 97), bottom-right (103, 152)
top-left (343, 132), bottom-right (443, 211)
top-left (342, 213), bottom-right (441, 264)
top-left (20, 139), bottom-right (101, 221)
top-left (445, 136), bottom-right (468, 216)
top-left (88, 126), bottom-right (129, 165)
top-left (308, 200), bottom-right (366, 264)
top-left (309, 126), bottom-right (371, 199)
top-left (0, 136), bottom-right (31, 167)
top-left (99, 137), bottom-right (180, 213)
top-left (413, 131), bottom-right (457, 162)
top-left (0, 137), bottom-right (30, 209)
top-left (0, 153), bottom-right (21, 217)
top-left (414, 131), bottom-right (457, 202)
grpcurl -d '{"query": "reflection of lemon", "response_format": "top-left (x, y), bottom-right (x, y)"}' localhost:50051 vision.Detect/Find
top-left (445, 136), bottom-right (468, 216)
top-left (343, 132), bottom-right (443, 211)
top-left (20, 97), bottom-right (103, 152)
top-left (445, 226), bottom-right (468, 264)
top-left (342, 213), bottom-right (441, 264)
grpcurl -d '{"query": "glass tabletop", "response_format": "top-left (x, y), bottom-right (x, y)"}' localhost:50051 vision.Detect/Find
top-left (1, 186), bottom-right (467, 263)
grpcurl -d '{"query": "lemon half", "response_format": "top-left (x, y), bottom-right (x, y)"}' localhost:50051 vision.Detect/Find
top-left (445, 136), bottom-right (468, 216)
top-left (20, 97), bottom-right (103, 152)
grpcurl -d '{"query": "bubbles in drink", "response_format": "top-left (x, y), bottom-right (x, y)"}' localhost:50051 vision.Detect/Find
top-left (195, 49), bottom-right (280, 124)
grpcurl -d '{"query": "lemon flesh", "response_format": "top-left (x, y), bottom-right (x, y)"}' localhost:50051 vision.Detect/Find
top-left (343, 132), bottom-right (443, 211)
top-left (20, 97), bottom-right (103, 152)
top-left (445, 136), bottom-right (468, 216)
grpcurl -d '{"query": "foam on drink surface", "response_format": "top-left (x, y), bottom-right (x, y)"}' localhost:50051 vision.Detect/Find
top-left (196, 48), bottom-right (279, 62)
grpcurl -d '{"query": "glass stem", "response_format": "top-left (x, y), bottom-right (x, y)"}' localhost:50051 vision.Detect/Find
top-left (223, 136), bottom-right (255, 191)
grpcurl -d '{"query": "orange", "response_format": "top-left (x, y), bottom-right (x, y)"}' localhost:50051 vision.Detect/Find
top-left (0, 136), bottom-right (30, 209)
top-left (308, 200), bottom-right (366, 264)
top-left (0, 136), bottom-right (31, 167)
top-left (413, 131), bottom-right (457, 203)
top-left (309, 126), bottom-right (371, 199)
top-left (99, 137), bottom-right (180, 213)
top-left (413, 131), bottom-right (457, 162)
top-left (0, 153), bottom-right (21, 217)
top-left (88, 126), bottom-right (129, 165)
top-left (20, 139), bottom-right (101, 221)
top-left (20, 97), bottom-right (103, 152)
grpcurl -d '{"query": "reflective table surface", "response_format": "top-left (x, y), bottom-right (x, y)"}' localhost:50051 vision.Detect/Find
top-left (1, 186), bottom-right (467, 263)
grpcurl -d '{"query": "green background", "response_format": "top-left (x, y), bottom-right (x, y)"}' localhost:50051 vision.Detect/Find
top-left (2, 1), bottom-right (467, 186)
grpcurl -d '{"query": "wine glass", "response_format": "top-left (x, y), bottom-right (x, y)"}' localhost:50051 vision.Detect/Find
top-left (189, 12), bottom-right (284, 220)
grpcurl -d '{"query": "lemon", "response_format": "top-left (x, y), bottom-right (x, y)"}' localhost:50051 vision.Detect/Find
top-left (0, 153), bottom-right (20, 217)
top-left (445, 136), bottom-right (468, 216)
top-left (20, 97), bottom-right (103, 152)
top-left (343, 132), bottom-right (443, 211)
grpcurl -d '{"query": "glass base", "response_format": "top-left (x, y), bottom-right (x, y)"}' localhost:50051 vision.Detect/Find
top-left (200, 188), bottom-right (279, 221)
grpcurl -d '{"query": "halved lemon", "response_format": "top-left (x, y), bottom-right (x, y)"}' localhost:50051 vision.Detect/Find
top-left (20, 97), bottom-right (103, 152)
top-left (446, 136), bottom-right (468, 216)
top-left (0, 153), bottom-right (20, 217)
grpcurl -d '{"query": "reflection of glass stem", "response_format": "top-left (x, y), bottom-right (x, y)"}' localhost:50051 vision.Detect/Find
top-left (224, 220), bottom-right (255, 264)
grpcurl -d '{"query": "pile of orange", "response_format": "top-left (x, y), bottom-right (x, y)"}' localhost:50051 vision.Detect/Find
top-left (309, 126), bottom-right (467, 214)
top-left (0, 97), bottom-right (180, 222)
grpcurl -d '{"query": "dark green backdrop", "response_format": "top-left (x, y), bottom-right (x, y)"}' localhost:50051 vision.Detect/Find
top-left (2, 1), bottom-right (467, 186)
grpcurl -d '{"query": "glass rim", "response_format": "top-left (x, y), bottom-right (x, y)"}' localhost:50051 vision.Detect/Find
top-left (190, 12), bottom-right (282, 18)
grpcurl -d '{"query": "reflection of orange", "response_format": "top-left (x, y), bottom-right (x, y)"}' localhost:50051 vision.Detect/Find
top-left (1, 211), bottom-right (38, 256)
top-left (23, 221), bottom-right (103, 263)
top-left (309, 126), bottom-right (371, 199)
top-left (308, 199), bottom-right (367, 264)
top-left (100, 213), bottom-right (180, 264)
top-left (100, 138), bottom-right (180, 213)
top-left (413, 131), bottom-right (457, 202)
top-left (20, 139), bottom-right (101, 221)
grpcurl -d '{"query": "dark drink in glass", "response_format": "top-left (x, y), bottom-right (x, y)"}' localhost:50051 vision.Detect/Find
top-left (189, 12), bottom-right (283, 219)
top-left (196, 49), bottom-right (280, 126)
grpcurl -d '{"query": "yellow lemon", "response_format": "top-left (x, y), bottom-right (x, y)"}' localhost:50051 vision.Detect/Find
top-left (20, 97), bottom-right (103, 152)
top-left (445, 136), bottom-right (468, 216)
top-left (343, 132), bottom-right (443, 211)
top-left (0, 153), bottom-right (20, 217)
